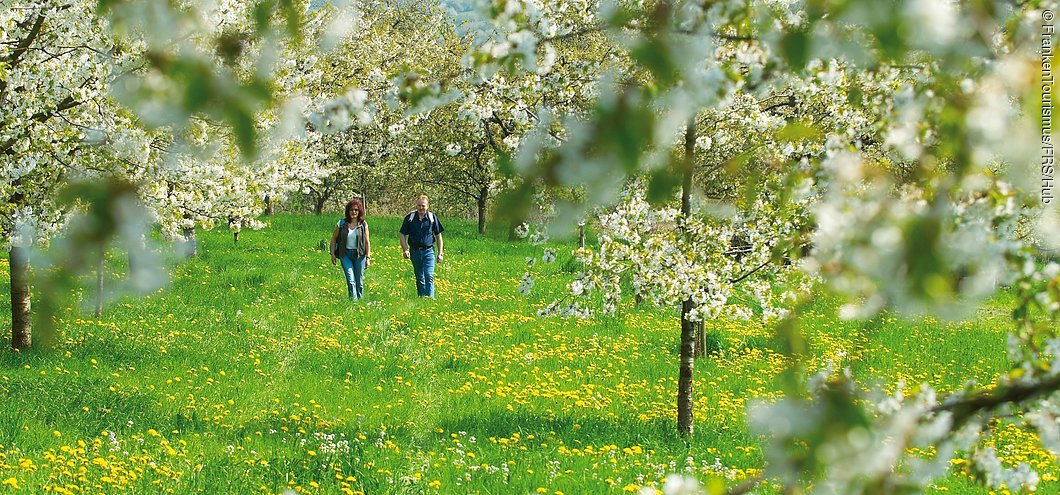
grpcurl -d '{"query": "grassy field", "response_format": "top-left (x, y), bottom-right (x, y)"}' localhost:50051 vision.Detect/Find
top-left (0, 214), bottom-right (1052, 494)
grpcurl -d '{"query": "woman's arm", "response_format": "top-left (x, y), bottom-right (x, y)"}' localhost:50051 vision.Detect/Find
top-left (364, 222), bottom-right (371, 258)
top-left (364, 222), bottom-right (371, 267)
top-left (330, 226), bottom-right (339, 265)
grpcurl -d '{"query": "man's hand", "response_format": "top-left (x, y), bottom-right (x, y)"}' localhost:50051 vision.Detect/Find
top-left (437, 253), bottom-right (443, 262)
top-left (365, 258), bottom-right (370, 268)
top-left (403, 250), bottom-right (410, 259)
top-left (330, 256), bottom-right (336, 265)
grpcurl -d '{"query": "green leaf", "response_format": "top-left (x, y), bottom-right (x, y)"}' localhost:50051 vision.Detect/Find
top-left (776, 121), bottom-right (822, 143)
top-left (495, 150), bottom-right (515, 177)
top-left (781, 29), bottom-right (810, 69)
top-left (253, 2), bottom-right (272, 33)
top-left (847, 86), bottom-right (863, 106)
top-left (216, 30), bottom-right (247, 66)
top-left (95, 0), bottom-right (122, 14)
top-left (904, 213), bottom-right (949, 300)
top-left (822, 386), bottom-right (871, 428)
top-left (604, 4), bottom-right (637, 29)
top-left (873, 17), bottom-right (905, 61)
top-left (279, 0), bottom-right (304, 40)
top-left (226, 106), bottom-right (258, 160)
top-left (647, 167), bottom-right (681, 205)
top-left (740, 162), bottom-right (765, 209)
top-left (630, 38), bottom-right (677, 88)
top-left (243, 78), bottom-right (274, 103)
top-left (496, 182), bottom-right (536, 227)
top-left (178, 62), bottom-right (213, 112)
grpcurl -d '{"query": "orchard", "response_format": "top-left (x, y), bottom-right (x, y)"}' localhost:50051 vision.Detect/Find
top-left (2, 1), bottom-right (1060, 494)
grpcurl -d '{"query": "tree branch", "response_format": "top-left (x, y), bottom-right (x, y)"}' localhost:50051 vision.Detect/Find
top-left (933, 372), bottom-right (1060, 428)
top-left (422, 176), bottom-right (477, 201)
top-left (0, 13), bottom-right (45, 96)
top-left (4, 13), bottom-right (45, 68)
top-left (0, 94), bottom-right (83, 155)
top-left (759, 93), bottom-right (796, 114)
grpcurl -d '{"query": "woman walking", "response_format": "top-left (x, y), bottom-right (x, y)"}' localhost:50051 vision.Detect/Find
top-left (331, 198), bottom-right (371, 300)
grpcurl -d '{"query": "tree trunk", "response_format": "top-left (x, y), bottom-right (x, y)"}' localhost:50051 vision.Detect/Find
top-left (228, 217), bottom-right (240, 245)
top-left (477, 192), bottom-right (487, 235)
top-left (314, 196), bottom-right (325, 215)
top-left (95, 247), bottom-right (105, 318)
top-left (677, 116), bottom-right (697, 435)
top-left (182, 226), bottom-right (198, 257)
top-left (264, 195), bottom-right (273, 215)
top-left (678, 299), bottom-right (696, 436)
top-left (694, 322), bottom-right (707, 358)
top-left (682, 118), bottom-right (694, 216)
top-left (682, 116), bottom-right (710, 358)
top-left (10, 246), bottom-right (31, 350)
top-left (578, 223), bottom-right (586, 249)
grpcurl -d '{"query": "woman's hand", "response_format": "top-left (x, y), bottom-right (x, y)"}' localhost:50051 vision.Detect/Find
top-left (330, 256), bottom-right (336, 265)
top-left (365, 258), bottom-right (370, 269)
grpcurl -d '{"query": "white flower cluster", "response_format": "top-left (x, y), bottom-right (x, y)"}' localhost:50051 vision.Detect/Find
top-left (742, 300), bottom-right (1060, 494)
top-left (637, 474), bottom-right (701, 495)
top-left (468, 0), bottom-right (592, 75)
top-left (973, 447), bottom-right (1039, 492)
top-left (514, 223), bottom-right (531, 239)
top-left (466, 1), bottom-right (1060, 494)
top-left (543, 179), bottom-right (810, 323)
top-left (809, 152), bottom-right (1027, 319)
top-left (518, 271), bottom-right (535, 295)
top-left (308, 88), bottom-right (374, 135)
top-left (1, 0), bottom-right (118, 247)
top-left (314, 431), bottom-right (352, 458)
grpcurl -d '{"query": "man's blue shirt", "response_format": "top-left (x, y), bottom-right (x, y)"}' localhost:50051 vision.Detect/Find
top-left (400, 211), bottom-right (444, 248)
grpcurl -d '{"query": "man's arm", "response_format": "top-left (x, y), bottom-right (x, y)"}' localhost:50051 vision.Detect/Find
top-left (399, 216), bottom-right (411, 259)
top-left (435, 233), bottom-right (443, 261)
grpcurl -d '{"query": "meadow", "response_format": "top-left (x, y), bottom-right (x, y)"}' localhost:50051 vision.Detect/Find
top-left (0, 215), bottom-right (1052, 495)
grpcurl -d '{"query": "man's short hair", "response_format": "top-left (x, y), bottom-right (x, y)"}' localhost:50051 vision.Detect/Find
top-left (417, 195), bottom-right (429, 202)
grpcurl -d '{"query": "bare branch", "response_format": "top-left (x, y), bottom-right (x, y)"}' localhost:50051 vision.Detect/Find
top-left (933, 372), bottom-right (1060, 427)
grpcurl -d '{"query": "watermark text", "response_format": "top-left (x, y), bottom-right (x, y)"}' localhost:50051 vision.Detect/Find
top-left (1044, 10), bottom-right (1055, 204)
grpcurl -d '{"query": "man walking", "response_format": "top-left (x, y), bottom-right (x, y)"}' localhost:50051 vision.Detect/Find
top-left (399, 195), bottom-right (445, 298)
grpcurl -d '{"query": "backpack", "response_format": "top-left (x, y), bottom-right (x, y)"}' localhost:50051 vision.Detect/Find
top-left (407, 211), bottom-right (436, 227)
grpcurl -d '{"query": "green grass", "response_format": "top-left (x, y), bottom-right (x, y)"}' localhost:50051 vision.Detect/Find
top-left (0, 214), bottom-right (1051, 494)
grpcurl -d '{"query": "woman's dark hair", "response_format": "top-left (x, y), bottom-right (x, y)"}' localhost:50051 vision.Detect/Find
top-left (345, 198), bottom-right (365, 223)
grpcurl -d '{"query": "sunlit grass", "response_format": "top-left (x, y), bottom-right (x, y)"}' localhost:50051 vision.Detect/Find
top-left (0, 214), bottom-right (1051, 494)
